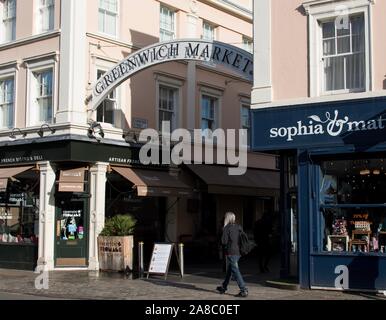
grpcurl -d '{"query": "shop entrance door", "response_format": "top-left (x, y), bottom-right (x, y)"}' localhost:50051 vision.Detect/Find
top-left (55, 197), bottom-right (88, 267)
top-left (289, 193), bottom-right (298, 277)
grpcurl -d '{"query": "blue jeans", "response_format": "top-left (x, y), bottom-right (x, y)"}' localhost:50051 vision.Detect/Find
top-left (222, 255), bottom-right (247, 292)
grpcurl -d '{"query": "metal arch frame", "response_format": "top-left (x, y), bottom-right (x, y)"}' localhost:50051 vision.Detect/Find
top-left (86, 39), bottom-right (253, 113)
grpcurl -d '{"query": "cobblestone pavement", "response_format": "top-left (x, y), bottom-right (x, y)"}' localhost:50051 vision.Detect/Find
top-left (0, 268), bottom-right (380, 300)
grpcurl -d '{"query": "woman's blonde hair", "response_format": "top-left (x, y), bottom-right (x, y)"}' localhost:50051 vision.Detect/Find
top-left (224, 212), bottom-right (236, 227)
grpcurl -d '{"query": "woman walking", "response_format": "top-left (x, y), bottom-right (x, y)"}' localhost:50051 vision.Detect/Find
top-left (216, 212), bottom-right (248, 298)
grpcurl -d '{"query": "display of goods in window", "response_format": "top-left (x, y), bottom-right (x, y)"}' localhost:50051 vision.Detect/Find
top-left (332, 218), bottom-right (348, 236)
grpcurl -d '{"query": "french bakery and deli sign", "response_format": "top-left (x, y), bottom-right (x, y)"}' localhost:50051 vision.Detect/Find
top-left (89, 39), bottom-right (253, 110)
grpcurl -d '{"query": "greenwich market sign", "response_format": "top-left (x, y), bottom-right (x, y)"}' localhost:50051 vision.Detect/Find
top-left (87, 39), bottom-right (253, 110)
top-left (251, 97), bottom-right (386, 151)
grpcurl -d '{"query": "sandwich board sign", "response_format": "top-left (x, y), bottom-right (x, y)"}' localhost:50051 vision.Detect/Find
top-left (147, 243), bottom-right (174, 279)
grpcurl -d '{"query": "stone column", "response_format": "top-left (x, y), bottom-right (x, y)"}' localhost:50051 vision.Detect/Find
top-left (88, 162), bottom-right (108, 271)
top-left (56, 0), bottom-right (87, 124)
top-left (251, 0), bottom-right (272, 106)
top-left (186, 1), bottom-right (199, 132)
top-left (37, 162), bottom-right (56, 271)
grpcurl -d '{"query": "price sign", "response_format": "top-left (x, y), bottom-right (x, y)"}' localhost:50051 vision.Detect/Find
top-left (147, 243), bottom-right (174, 279)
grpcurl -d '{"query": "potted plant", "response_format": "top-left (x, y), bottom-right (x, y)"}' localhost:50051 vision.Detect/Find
top-left (98, 214), bottom-right (136, 272)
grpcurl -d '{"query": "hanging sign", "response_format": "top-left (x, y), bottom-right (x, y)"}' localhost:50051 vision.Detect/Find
top-left (88, 39), bottom-right (253, 110)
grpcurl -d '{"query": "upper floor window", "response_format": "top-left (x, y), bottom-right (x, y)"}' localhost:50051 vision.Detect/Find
top-left (158, 85), bottom-right (178, 132)
top-left (201, 95), bottom-right (218, 134)
top-left (34, 70), bottom-right (53, 124)
top-left (321, 14), bottom-right (365, 93)
top-left (0, 0), bottom-right (16, 44)
top-left (242, 36), bottom-right (253, 53)
top-left (0, 77), bottom-right (14, 128)
top-left (96, 69), bottom-right (116, 125)
top-left (241, 104), bottom-right (251, 147)
top-left (98, 0), bottom-right (118, 37)
top-left (202, 21), bottom-right (215, 41)
top-left (37, 0), bottom-right (54, 33)
top-left (160, 5), bottom-right (175, 41)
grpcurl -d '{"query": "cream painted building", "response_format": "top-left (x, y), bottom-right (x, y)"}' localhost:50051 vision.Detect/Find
top-left (0, 0), bottom-right (279, 271)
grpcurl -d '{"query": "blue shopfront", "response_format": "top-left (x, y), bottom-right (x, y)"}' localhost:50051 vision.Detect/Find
top-left (252, 96), bottom-right (386, 292)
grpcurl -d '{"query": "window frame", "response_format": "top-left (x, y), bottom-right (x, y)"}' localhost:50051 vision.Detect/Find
top-left (306, 0), bottom-right (372, 97)
top-left (242, 36), bottom-right (253, 53)
top-left (202, 21), bottom-right (216, 41)
top-left (36, 0), bottom-right (54, 34)
top-left (240, 102), bottom-right (251, 148)
top-left (155, 74), bottom-right (183, 132)
top-left (91, 56), bottom-right (121, 129)
top-left (200, 92), bottom-right (220, 135)
top-left (159, 4), bottom-right (176, 42)
top-left (0, 74), bottom-right (15, 129)
top-left (26, 58), bottom-right (57, 127)
top-left (98, 0), bottom-right (119, 38)
top-left (0, 0), bottom-right (16, 44)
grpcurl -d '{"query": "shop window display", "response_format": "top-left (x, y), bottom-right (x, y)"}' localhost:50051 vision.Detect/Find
top-left (320, 158), bottom-right (386, 254)
top-left (0, 178), bottom-right (39, 245)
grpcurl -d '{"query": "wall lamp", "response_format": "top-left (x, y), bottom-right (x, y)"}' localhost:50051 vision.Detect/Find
top-left (88, 121), bottom-right (105, 142)
top-left (9, 128), bottom-right (27, 140)
top-left (122, 131), bottom-right (138, 144)
top-left (37, 124), bottom-right (56, 138)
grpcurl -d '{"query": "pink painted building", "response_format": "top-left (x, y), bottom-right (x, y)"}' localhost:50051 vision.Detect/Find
top-left (0, 0), bottom-right (279, 271)
top-left (252, 0), bottom-right (386, 291)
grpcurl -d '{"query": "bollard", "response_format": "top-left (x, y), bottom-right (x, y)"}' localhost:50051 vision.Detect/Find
top-left (138, 242), bottom-right (144, 278)
top-left (179, 243), bottom-right (184, 278)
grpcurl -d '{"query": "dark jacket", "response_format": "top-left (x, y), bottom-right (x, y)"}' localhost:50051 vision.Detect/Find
top-left (222, 223), bottom-right (241, 256)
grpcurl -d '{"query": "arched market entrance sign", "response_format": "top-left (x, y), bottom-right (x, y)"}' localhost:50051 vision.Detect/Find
top-left (87, 39), bottom-right (253, 111)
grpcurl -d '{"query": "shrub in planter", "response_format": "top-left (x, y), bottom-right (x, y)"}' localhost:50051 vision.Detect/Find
top-left (98, 215), bottom-right (137, 272)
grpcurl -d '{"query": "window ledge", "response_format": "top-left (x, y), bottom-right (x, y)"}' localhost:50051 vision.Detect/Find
top-left (0, 30), bottom-right (61, 51)
top-left (303, 0), bottom-right (374, 15)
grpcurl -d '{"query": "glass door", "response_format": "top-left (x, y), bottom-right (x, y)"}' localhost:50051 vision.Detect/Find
top-left (55, 197), bottom-right (88, 267)
top-left (289, 194), bottom-right (298, 277)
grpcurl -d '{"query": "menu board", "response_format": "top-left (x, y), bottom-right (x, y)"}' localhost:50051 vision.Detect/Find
top-left (148, 243), bottom-right (173, 276)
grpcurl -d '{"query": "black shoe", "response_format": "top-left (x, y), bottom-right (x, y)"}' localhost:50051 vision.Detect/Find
top-left (216, 286), bottom-right (227, 294)
top-left (235, 291), bottom-right (248, 298)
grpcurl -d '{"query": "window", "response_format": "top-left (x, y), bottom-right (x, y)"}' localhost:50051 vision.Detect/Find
top-left (158, 85), bottom-right (177, 131)
top-left (96, 69), bottom-right (115, 125)
top-left (0, 172), bottom-right (39, 246)
top-left (201, 95), bottom-right (218, 134)
top-left (321, 14), bottom-right (365, 93)
top-left (32, 69), bottom-right (53, 124)
top-left (0, 77), bottom-right (14, 128)
top-left (202, 21), bottom-right (215, 41)
top-left (98, 0), bottom-right (118, 37)
top-left (37, 0), bottom-right (54, 33)
top-left (160, 5), bottom-right (175, 41)
top-left (242, 36), bottom-right (253, 53)
top-left (0, 0), bottom-right (16, 44)
top-left (320, 158), bottom-right (386, 255)
top-left (241, 105), bottom-right (251, 147)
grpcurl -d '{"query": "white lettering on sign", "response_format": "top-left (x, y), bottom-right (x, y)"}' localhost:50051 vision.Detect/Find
top-left (269, 110), bottom-right (385, 142)
top-left (88, 40), bottom-right (253, 110)
top-left (334, 265), bottom-right (349, 290)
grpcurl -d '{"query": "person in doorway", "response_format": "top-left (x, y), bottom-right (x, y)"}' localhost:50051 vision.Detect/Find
top-left (254, 212), bottom-right (273, 273)
top-left (216, 212), bottom-right (248, 298)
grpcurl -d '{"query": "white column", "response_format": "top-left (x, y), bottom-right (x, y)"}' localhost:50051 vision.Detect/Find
top-left (186, 1), bottom-right (199, 131)
top-left (37, 162), bottom-right (56, 271)
top-left (251, 0), bottom-right (272, 106)
top-left (88, 162), bottom-right (108, 271)
top-left (56, 0), bottom-right (87, 124)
